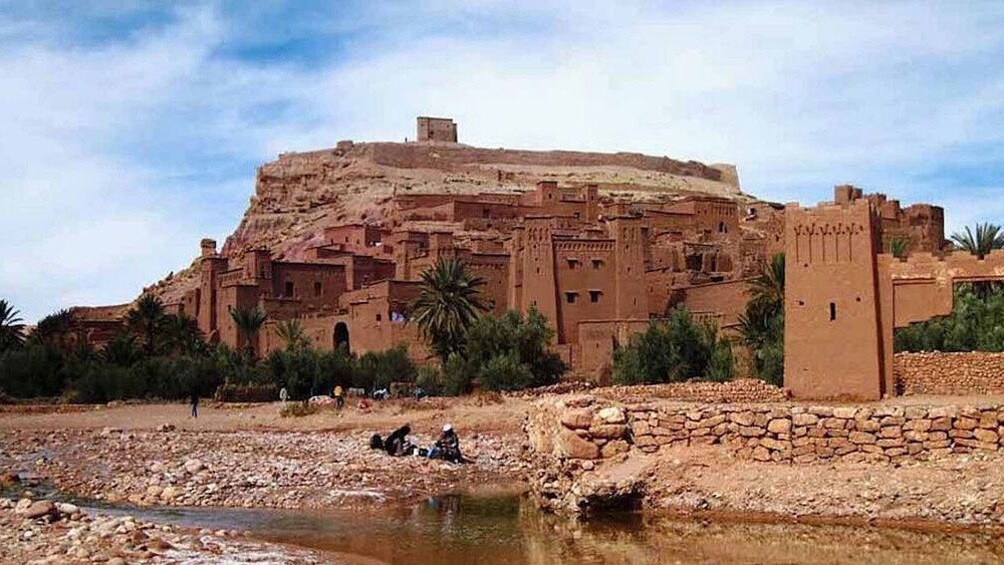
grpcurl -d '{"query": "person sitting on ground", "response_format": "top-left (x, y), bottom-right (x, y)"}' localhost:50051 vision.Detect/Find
top-left (384, 424), bottom-right (414, 456)
top-left (430, 424), bottom-right (462, 463)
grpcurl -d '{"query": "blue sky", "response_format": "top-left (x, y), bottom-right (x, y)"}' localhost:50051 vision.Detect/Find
top-left (2, 1), bottom-right (1004, 322)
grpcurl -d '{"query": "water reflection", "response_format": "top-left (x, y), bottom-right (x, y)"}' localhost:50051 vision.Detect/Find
top-left (256, 495), bottom-right (1004, 564)
top-left (16, 486), bottom-right (1002, 564)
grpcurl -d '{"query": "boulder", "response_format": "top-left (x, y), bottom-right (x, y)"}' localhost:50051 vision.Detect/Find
top-left (560, 409), bottom-right (594, 430)
top-left (596, 407), bottom-right (627, 425)
top-left (589, 424), bottom-right (628, 440)
top-left (557, 429), bottom-right (600, 460)
top-left (22, 500), bottom-right (56, 519)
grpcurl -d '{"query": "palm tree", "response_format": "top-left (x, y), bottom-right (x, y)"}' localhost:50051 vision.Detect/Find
top-left (229, 305), bottom-right (267, 362)
top-left (410, 258), bottom-right (486, 362)
top-left (951, 223), bottom-right (1004, 259)
top-left (887, 236), bottom-right (909, 259)
top-left (160, 314), bottom-right (204, 356)
top-left (275, 319), bottom-right (310, 352)
top-left (0, 299), bottom-right (25, 352)
top-left (127, 294), bottom-right (166, 356)
top-left (32, 309), bottom-right (76, 354)
top-left (102, 333), bottom-right (142, 366)
top-left (749, 253), bottom-right (785, 312)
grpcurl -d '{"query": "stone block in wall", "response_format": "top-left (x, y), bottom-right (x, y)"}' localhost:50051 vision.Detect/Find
top-left (557, 429), bottom-right (600, 460)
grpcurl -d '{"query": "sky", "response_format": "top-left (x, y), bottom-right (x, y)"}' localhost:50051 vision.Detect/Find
top-left (2, 1), bottom-right (1004, 322)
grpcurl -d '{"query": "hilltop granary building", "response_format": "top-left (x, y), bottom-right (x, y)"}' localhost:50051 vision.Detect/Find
top-left (72, 117), bottom-right (949, 397)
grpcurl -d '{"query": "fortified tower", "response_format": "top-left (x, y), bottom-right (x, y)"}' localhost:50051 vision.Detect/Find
top-left (783, 199), bottom-right (890, 400)
top-left (416, 116), bottom-right (458, 143)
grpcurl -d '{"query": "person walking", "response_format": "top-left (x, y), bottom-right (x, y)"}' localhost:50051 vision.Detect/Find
top-left (334, 385), bottom-right (345, 410)
top-left (190, 391), bottom-right (199, 419)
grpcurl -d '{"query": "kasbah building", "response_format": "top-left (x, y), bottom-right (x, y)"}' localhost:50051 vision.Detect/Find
top-left (72, 116), bottom-right (988, 402)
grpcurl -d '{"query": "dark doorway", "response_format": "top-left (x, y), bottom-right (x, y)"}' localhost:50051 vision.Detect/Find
top-left (334, 322), bottom-right (350, 353)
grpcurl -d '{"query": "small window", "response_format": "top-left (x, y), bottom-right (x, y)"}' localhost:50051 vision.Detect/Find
top-left (589, 290), bottom-right (602, 303)
top-left (314, 281), bottom-right (322, 296)
top-left (591, 259), bottom-right (604, 269)
top-left (829, 302), bottom-right (837, 321)
top-left (284, 281), bottom-right (294, 297)
top-left (376, 313), bottom-right (382, 322)
top-left (565, 292), bottom-right (578, 304)
top-left (566, 258), bottom-right (580, 269)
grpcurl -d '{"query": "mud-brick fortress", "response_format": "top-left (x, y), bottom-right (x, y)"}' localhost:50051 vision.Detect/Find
top-left (73, 117), bottom-right (955, 399)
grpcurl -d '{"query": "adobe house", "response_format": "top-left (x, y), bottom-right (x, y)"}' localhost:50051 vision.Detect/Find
top-left (102, 120), bottom-right (947, 390)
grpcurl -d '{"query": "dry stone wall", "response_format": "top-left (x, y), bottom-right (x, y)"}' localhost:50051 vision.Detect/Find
top-left (529, 396), bottom-right (1004, 467)
top-left (895, 352), bottom-right (1004, 396)
top-left (595, 378), bottom-right (787, 405)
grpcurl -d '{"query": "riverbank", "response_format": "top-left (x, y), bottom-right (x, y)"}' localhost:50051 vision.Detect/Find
top-left (6, 391), bottom-right (1004, 562)
top-left (0, 494), bottom-right (332, 564)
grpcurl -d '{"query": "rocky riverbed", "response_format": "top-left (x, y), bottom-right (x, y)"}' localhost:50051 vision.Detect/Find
top-left (1, 426), bottom-right (524, 511)
top-left (0, 493), bottom-right (325, 564)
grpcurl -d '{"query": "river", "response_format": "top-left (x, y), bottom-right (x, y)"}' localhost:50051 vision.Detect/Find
top-left (74, 492), bottom-right (1004, 564)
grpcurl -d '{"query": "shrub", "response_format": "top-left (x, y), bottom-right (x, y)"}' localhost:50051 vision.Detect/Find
top-left (441, 353), bottom-right (473, 396)
top-left (0, 344), bottom-right (66, 398)
top-left (354, 345), bottom-right (416, 391)
top-left (463, 307), bottom-right (566, 392)
top-left (280, 401), bottom-right (319, 418)
top-left (416, 366), bottom-right (443, 396)
top-left (895, 284), bottom-right (1004, 352)
top-left (613, 307), bottom-right (732, 385)
top-left (215, 383), bottom-right (278, 403)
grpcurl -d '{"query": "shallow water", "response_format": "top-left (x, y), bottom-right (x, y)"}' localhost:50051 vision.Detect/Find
top-left (69, 493), bottom-right (1004, 564)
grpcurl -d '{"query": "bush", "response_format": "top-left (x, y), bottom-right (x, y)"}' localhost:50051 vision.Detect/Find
top-left (0, 344), bottom-right (66, 398)
top-left (215, 383), bottom-right (278, 403)
top-left (613, 307), bottom-right (733, 385)
top-left (462, 307), bottom-right (566, 392)
top-left (895, 284), bottom-right (1004, 352)
top-left (354, 345), bottom-right (416, 391)
top-left (280, 401), bottom-right (319, 418)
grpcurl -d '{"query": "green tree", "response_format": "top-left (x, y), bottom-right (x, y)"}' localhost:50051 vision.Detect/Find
top-left (463, 306), bottom-right (566, 392)
top-left (887, 236), bottom-right (909, 259)
top-left (737, 253), bottom-right (786, 386)
top-left (127, 294), bottom-right (166, 356)
top-left (749, 253), bottom-right (785, 312)
top-left (102, 334), bottom-right (143, 366)
top-left (160, 314), bottom-right (205, 357)
top-left (951, 223), bottom-right (1004, 259)
top-left (895, 284), bottom-right (1004, 353)
top-left (612, 307), bottom-right (732, 385)
top-left (31, 309), bottom-right (77, 355)
top-left (410, 258), bottom-right (486, 362)
top-left (275, 319), bottom-right (310, 352)
top-left (0, 299), bottom-right (25, 352)
top-left (229, 306), bottom-right (267, 362)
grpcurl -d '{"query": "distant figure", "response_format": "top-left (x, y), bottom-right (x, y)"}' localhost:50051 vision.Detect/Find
top-left (279, 387), bottom-right (289, 406)
top-left (384, 424), bottom-right (413, 456)
top-left (431, 424), bottom-right (462, 463)
top-left (334, 385), bottom-right (345, 410)
top-left (190, 392), bottom-right (199, 419)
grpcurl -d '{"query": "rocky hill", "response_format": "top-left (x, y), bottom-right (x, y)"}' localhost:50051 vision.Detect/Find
top-left (146, 139), bottom-right (747, 305)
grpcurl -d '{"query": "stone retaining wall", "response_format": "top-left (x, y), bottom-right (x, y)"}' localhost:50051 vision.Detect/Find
top-left (594, 378), bottom-right (787, 405)
top-left (895, 352), bottom-right (1004, 396)
top-left (528, 396), bottom-right (1004, 466)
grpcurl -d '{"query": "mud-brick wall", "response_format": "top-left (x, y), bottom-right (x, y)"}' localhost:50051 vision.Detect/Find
top-left (530, 397), bottom-right (1004, 466)
top-left (895, 352), bottom-right (1004, 396)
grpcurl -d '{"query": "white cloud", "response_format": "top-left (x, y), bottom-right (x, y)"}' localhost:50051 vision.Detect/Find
top-left (3, 1), bottom-right (1004, 321)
